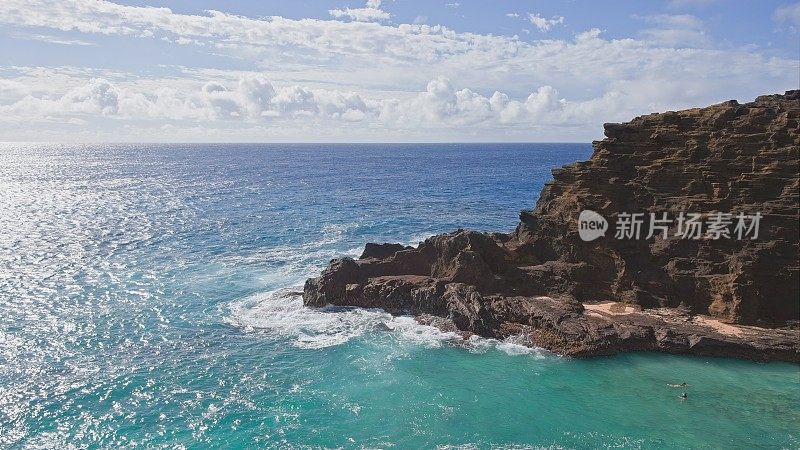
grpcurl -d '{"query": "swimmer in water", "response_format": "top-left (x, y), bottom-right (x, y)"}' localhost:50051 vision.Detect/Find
top-left (680, 392), bottom-right (688, 399)
top-left (667, 382), bottom-right (689, 387)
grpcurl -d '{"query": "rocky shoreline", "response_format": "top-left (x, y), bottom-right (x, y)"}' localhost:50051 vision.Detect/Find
top-left (303, 91), bottom-right (800, 362)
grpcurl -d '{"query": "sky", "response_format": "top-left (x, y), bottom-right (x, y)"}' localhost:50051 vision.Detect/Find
top-left (0, 0), bottom-right (798, 142)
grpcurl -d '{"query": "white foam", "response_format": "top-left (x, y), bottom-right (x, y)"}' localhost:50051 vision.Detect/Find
top-left (390, 316), bottom-right (462, 348)
top-left (496, 340), bottom-right (543, 357)
top-left (225, 287), bottom-right (458, 349)
top-left (226, 288), bottom-right (549, 358)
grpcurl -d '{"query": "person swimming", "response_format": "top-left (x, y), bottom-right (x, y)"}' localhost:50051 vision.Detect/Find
top-left (680, 392), bottom-right (688, 399)
top-left (667, 382), bottom-right (689, 387)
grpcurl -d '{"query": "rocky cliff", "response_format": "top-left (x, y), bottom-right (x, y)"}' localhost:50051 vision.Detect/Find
top-left (303, 91), bottom-right (800, 362)
top-left (511, 90), bottom-right (800, 325)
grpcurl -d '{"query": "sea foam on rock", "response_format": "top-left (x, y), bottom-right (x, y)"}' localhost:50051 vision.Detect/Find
top-left (303, 91), bottom-right (800, 362)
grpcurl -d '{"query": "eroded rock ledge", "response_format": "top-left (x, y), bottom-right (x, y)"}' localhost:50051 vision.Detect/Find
top-left (304, 91), bottom-right (800, 362)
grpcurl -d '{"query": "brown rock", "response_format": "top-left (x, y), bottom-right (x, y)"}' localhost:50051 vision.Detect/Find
top-left (302, 91), bottom-right (800, 362)
top-left (360, 243), bottom-right (412, 260)
top-left (510, 89), bottom-right (800, 325)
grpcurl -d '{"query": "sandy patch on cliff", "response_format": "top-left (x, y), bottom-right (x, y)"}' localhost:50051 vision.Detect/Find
top-left (583, 301), bottom-right (768, 338)
top-left (690, 316), bottom-right (750, 337)
top-left (583, 301), bottom-right (641, 316)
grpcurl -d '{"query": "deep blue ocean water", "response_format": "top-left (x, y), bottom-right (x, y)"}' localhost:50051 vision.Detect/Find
top-left (0, 143), bottom-right (798, 449)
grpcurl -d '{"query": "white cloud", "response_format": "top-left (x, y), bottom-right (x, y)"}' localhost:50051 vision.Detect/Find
top-left (0, 71), bottom-right (760, 139)
top-left (11, 32), bottom-right (95, 46)
top-left (0, 73), bottom-right (385, 124)
top-left (329, 0), bottom-right (390, 22)
top-left (61, 78), bottom-right (120, 114)
top-left (528, 13), bottom-right (564, 32)
top-left (774, 3), bottom-right (800, 30)
top-left (379, 77), bottom-right (577, 128)
top-left (506, 13), bottom-right (520, 18)
top-left (6, 78), bottom-right (150, 118)
top-left (0, 0), bottom-right (797, 141)
top-left (0, 0), bottom-right (789, 90)
top-left (639, 28), bottom-right (707, 47)
top-left (634, 13), bottom-right (707, 47)
top-left (638, 13), bottom-right (703, 29)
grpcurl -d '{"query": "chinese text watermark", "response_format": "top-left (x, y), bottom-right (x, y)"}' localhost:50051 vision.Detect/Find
top-left (578, 210), bottom-right (761, 242)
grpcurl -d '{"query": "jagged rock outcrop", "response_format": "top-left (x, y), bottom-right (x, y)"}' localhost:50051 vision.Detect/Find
top-left (303, 91), bottom-right (800, 362)
top-left (511, 90), bottom-right (800, 326)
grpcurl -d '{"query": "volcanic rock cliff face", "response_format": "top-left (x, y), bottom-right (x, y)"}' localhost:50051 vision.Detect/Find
top-left (304, 91), bottom-right (800, 362)
top-left (512, 90), bottom-right (800, 325)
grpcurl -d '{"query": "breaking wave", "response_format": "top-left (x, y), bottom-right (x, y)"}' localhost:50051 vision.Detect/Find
top-left (225, 287), bottom-right (547, 357)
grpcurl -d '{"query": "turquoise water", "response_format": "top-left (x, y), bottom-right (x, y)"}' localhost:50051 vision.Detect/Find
top-left (0, 143), bottom-right (798, 449)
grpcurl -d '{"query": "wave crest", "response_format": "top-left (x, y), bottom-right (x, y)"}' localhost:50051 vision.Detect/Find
top-left (225, 288), bottom-right (547, 357)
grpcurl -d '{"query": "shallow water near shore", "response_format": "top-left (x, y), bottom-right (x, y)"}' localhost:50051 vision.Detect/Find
top-left (1, 143), bottom-right (798, 449)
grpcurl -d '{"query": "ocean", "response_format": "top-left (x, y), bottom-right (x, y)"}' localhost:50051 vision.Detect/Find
top-left (0, 143), bottom-right (797, 449)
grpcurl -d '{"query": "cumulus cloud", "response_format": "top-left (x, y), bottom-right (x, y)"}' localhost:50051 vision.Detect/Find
top-left (0, 74), bottom-right (384, 124)
top-left (1, 71), bottom-right (677, 139)
top-left (378, 77), bottom-right (569, 127)
top-left (0, 0), bottom-right (797, 141)
top-left (0, 73), bottom-right (580, 128)
top-left (528, 13), bottom-right (564, 32)
top-left (0, 68), bottom-right (795, 142)
top-left (8, 78), bottom-right (122, 116)
top-left (329, 0), bottom-right (390, 22)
